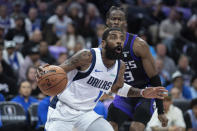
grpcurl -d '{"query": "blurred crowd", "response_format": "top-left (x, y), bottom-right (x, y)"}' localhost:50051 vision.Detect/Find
top-left (0, 0), bottom-right (197, 130)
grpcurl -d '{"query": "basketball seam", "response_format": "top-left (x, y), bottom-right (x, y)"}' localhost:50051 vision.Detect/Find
top-left (38, 73), bottom-right (66, 83)
top-left (43, 77), bottom-right (67, 91)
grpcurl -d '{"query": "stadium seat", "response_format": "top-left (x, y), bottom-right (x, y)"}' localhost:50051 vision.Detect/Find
top-left (173, 99), bottom-right (191, 113)
top-left (0, 101), bottom-right (27, 131)
top-left (0, 101), bottom-right (26, 126)
top-left (28, 103), bottom-right (39, 128)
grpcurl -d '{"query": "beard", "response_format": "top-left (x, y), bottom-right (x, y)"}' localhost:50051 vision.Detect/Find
top-left (105, 43), bottom-right (123, 60)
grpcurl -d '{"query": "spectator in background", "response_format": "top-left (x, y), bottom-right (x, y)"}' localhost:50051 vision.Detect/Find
top-left (73, 42), bottom-right (84, 54)
top-left (55, 52), bottom-right (68, 65)
top-left (61, 22), bottom-right (85, 56)
top-left (22, 0), bottom-right (37, 14)
top-left (150, 2), bottom-right (166, 23)
top-left (42, 23), bottom-right (59, 45)
top-left (0, 93), bottom-right (5, 101)
top-left (47, 0), bottom-right (62, 15)
top-left (5, 15), bottom-right (28, 51)
top-left (166, 71), bottom-right (192, 100)
top-left (170, 87), bottom-right (186, 101)
top-left (67, 2), bottom-right (83, 30)
top-left (190, 75), bottom-right (197, 99)
top-left (0, 45), bottom-right (17, 80)
top-left (47, 5), bottom-right (72, 38)
top-left (11, 81), bottom-right (38, 117)
top-left (2, 40), bottom-right (24, 75)
top-left (0, 60), bottom-right (17, 99)
top-left (0, 25), bottom-right (5, 47)
top-left (156, 43), bottom-right (177, 77)
top-left (10, 1), bottom-right (26, 20)
top-left (39, 41), bottom-right (56, 65)
top-left (0, 0), bottom-right (13, 15)
top-left (138, 29), bottom-right (157, 58)
top-left (0, 5), bottom-right (15, 34)
top-left (36, 96), bottom-right (50, 129)
top-left (48, 40), bottom-right (67, 59)
top-left (86, 3), bottom-right (104, 29)
top-left (181, 14), bottom-right (197, 44)
top-left (91, 24), bottom-right (106, 48)
top-left (184, 98), bottom-right (197, 131)
top-left (155, 58), bottom-right (170, 86)
top-left (159, 8), bottom-right (182, 40)
top-left (0, 45), bottom-right (18, 98)
top-left (37, 1), bottom-right (50, 26)
top-left (26, 66), bottom-right (44, 100)
top-left (178, 54), bottom-right (194, 86)
top-left (146, 95), bottom-right (186, 131)
top-left (25, 7), bottom-right (42, 38)
top-left (19, 46), bottom-right (42, 83)
top-left (22, 29), bottom-right (42, 56)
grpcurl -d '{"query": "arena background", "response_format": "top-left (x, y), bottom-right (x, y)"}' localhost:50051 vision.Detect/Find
top-left (0, 0), bottom-right (197, 130)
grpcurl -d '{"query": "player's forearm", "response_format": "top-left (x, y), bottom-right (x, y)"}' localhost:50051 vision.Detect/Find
top-left (114, 83), bottom-right (143, 97)
top-left (127, 87), bottom-right (142, 97)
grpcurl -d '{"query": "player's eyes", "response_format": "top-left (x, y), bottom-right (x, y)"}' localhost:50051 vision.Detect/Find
top-left (120, 36), bottom-right (124, 41)
top-left (109, 35), bottom-right (116, 39)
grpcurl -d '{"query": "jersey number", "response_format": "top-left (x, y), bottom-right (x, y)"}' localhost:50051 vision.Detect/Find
top-left (124, 60), bottom-right (137, 82)
top-left (124, 71), bottom-right (134, 82)
top-left (94, 91), bottom-right (103, 102)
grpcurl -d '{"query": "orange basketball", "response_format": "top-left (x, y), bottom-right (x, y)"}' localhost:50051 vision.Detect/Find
top-left (37, 65), bottom-right (67, 96)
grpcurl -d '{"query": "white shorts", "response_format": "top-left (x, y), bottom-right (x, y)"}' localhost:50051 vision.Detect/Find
top-left (45, 101), bottom-right (102, 131)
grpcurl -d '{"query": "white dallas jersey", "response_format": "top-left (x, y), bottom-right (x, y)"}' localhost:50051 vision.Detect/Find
top-left (58, 48), bottom-right (120, 111)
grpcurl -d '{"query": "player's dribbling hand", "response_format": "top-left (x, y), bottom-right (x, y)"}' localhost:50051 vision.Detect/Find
top-left (158, 114), bottom-right (168, 127)
top-left (142, 87), bottom-right (168, 99)
top-left (35, 64), bottom-right (50, 81)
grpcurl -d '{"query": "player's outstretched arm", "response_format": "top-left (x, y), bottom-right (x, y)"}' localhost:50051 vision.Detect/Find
top-left (111, 61), bottom-right (168, 99)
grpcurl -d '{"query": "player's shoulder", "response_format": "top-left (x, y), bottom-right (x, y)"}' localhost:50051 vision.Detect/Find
top-left (126, 33), bottom-right (149, 49)
top-left (134, 37), bottom-right (149, 48)
top-left (133, 37), bottom-right (149, 57)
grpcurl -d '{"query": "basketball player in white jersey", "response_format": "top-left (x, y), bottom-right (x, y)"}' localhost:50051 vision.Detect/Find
top-left (36, 27), bottom-right (168, 131)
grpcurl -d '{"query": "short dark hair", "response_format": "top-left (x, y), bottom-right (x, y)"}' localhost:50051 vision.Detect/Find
top-left (102, 27), bottom-right (123, 41)
top-left (190, 98), bottom-right (197, 109)
top-left (106, 6), bottom-right (126, 19)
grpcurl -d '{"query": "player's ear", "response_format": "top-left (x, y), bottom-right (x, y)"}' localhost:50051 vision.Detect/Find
top-left (101, 40), bottom-right (106, 48)
top-left (106, 18), bottom-right (109, 26)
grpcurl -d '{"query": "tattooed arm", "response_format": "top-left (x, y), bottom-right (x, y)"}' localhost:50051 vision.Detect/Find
top-left (111, 61), bottom-right (167, 98)
top-left (59, 49), bottom-right (92, 73)
top-left (36, 49), bottom-right (92, 78)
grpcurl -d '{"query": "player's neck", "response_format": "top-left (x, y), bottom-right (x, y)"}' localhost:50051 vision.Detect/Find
top-left (101, 50), bottom-right (116, 69)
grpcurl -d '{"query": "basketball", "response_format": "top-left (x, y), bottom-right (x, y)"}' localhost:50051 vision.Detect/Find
top-left (37, 65), bottom-right (68, 96)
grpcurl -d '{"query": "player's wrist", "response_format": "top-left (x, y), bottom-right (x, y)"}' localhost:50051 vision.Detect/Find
top-left (140, 89), bottom-right (145, 97)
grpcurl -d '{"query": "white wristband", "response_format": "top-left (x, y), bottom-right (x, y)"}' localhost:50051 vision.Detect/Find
top-left (140, 89), bottom-right (145, 97)
top-left (117, 83), bottom-right (131, 97)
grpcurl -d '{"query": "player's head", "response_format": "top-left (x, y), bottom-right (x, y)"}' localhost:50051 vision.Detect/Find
top-left (101, 27), bottom-right (125, 60)
top-left (106, 6), bottom-right (127, 30)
